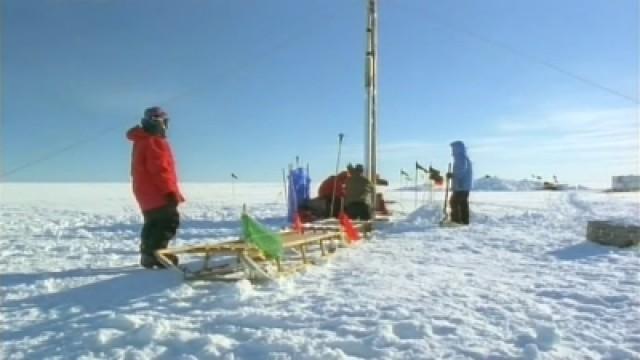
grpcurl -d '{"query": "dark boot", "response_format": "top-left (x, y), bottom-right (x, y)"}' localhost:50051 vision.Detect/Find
top-left (140, 253), bottom-right (179, 269)
top-left (140, 253), bottom-right (160, 268)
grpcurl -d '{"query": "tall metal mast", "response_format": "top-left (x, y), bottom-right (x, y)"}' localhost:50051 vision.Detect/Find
top-left (364, 0), bottom-right (378, 209)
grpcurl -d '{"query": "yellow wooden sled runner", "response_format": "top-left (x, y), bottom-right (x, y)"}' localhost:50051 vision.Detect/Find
top-left (155, 212), bottom-right (371, 282)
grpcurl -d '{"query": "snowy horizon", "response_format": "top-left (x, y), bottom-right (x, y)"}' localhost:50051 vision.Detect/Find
top-left (0, 175), bottom-right (624, 190)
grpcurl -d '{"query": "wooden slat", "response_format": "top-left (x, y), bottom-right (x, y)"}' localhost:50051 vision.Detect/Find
top-left (154, 219), bottom-right (375, 282)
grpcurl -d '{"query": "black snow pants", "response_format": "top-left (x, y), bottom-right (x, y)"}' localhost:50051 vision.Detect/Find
top-left (140, 205), bottom-right (180, 256)
top-left (449, 191), bottom-right (470, 225)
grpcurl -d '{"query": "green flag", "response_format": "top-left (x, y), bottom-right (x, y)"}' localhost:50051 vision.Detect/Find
top-left (241, 214), bottom-right (283, 259)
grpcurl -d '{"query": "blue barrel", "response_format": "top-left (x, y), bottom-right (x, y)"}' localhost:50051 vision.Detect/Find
top-left (287, 167), bottom-right (311, 222)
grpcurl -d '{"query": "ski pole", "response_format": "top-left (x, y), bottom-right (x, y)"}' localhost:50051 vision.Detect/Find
top-left (282, 168), bottom-right (288, 204)
top-left (421, 175), bottom-right (426, 205)
top-left (441, 163), bottom-right (451, 223)
top-left (330, 133), bottom-right (344, 217)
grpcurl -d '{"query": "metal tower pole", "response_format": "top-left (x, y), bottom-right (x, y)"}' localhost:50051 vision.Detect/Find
top-left (364, 0), bottom-right (378, 210)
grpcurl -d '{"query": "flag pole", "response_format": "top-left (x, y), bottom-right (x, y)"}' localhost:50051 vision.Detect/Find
top-left (231, 173), bottom-right (236, 204)
top-left (421, 174), bottom-right (426, 206)
top-left (429, 163), bottom-right (434, 204)
top-left (414, 162), bottom-right (418, 210)
top-left (330, 133), bottom-right (344, 218)
top-left (282, 168), bottom-right (288, 205)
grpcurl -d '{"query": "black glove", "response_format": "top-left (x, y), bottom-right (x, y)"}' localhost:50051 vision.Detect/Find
top-left (165, 192), bottom-right (179, 207)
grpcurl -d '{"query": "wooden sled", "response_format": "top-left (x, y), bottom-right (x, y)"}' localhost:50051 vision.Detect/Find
top-left (301, 217), bottom-right (377, 233)
top-left (155, 222), bottom-right (370, 282)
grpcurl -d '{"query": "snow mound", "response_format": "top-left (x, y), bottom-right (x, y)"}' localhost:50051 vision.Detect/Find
top-left (473, 177), bottom-right (543, 191)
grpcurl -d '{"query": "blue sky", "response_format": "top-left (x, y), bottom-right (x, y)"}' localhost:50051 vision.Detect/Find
top-left (2, 0), bottom-right (638, 188)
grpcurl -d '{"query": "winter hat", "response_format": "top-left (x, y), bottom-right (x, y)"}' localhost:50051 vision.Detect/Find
top-left (143, 106), bottom-right (167, 120)
top-left (141, 106), bottom-right (169, 136)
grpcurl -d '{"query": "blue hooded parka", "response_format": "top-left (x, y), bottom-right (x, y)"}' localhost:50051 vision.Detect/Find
top-left (450, 141), bottom-right (473, 191)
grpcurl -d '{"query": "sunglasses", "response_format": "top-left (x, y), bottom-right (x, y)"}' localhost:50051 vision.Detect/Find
top-left (148, 116), bottom-right (170, 129)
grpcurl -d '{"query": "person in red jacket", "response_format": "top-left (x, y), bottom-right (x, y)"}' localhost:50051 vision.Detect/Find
top-left (127, 106), bottom-right (185, 268)
top-left (317, 170), bottom-right (349, 217)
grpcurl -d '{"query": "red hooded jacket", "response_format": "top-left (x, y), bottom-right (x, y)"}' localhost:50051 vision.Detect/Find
top-left (127, 127), bottom-right (185, 211)
top-left (318, 171), bottom-right (349, 199)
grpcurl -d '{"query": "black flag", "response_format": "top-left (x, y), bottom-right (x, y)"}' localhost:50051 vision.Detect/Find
top-left (427, 166), bottom-right (443, 184)
top-left (231, 173), bottom-right (238, 180)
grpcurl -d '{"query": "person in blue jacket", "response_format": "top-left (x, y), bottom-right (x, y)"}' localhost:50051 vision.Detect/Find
top-left (447, 140), bottom-right (473, 224)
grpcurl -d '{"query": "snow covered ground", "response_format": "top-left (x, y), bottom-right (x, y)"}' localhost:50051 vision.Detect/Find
top-left (1, 183), bottom-right (639, 360)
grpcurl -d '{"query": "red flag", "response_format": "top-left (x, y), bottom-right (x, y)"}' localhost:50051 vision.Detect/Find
top-left (339, 212), bottom-right (361, 242)
top-left (293, 212), bottom-right (304, 234)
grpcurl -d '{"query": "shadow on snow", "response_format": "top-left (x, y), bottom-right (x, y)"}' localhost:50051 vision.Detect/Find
top-left (547, 241), bottom-right (615, 261)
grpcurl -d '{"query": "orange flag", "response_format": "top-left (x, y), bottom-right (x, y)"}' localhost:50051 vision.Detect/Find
top-left (339, 212), bottom-right (361, 242)
top-left (293, 212), bottom-right (304, 234)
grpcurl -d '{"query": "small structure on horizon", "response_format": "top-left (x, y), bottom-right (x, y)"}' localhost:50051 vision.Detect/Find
top-left (611, 175), bottom-right (640, 192)
top-left (542, 181), bottom-right (569, 191)
top-left (587, 220), bottom-right (640, 248)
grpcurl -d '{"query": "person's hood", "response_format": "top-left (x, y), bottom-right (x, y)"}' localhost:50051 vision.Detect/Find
top-left (450, 140), bottom-right (467, 158)
top-left (126, 126), bottom-right (152, 142)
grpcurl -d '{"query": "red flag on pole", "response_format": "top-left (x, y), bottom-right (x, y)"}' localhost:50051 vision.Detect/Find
top-left (339, 212), bottom-right (361, 242)
top-left (293, 212), bottom-right (304, 234)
